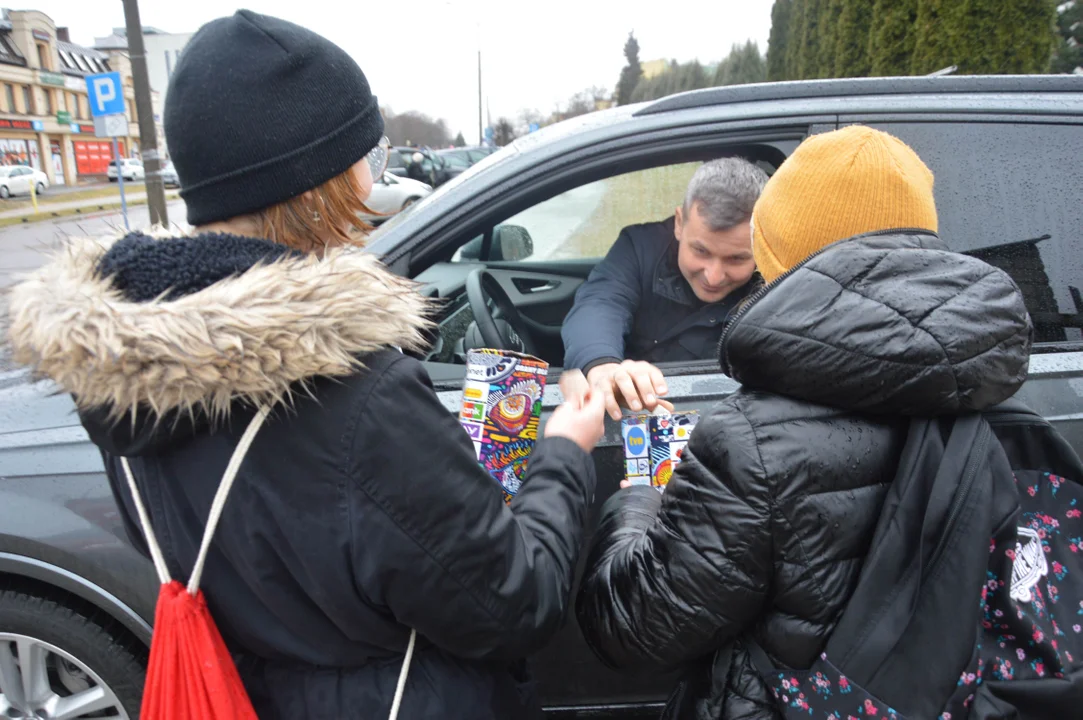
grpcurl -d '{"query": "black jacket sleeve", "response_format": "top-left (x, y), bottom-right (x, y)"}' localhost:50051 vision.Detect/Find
top-left (575, 399), bottom-right (772, 671)
top-left (347, 355), bottom-right (597, 660)
top-left (561, 227), bottom-right (642, 370)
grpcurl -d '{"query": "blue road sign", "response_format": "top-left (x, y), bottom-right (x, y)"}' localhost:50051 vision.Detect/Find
top-left (484, 126), bottom-right (494, 140)
top-left (85, 72), bottom-right (126, 117)
top-left (529, 123), bottom-right (539, 133)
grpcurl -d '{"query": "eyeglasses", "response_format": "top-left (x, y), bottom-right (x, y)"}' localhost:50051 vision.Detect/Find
top-left (366, 136), bottom-right (391, 182)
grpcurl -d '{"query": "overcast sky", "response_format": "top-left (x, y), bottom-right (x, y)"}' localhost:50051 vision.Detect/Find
top-left (30, 0), bottom-right (773, 143)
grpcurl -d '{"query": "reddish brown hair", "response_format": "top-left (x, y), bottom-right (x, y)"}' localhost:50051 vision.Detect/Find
top-left (255, 167), bottom-right (376, 253)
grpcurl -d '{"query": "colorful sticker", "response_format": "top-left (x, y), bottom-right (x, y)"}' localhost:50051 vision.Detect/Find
top-left (623, 420), bottom-right (649, 458)
top-left (622, 410), bottom-right (700, 492)
top-left (460, 420), bottom-right (485, 442)
top-left (462, 401), bottom-right (485, 422)
top-left (459, 349), bottom-right (548, 503)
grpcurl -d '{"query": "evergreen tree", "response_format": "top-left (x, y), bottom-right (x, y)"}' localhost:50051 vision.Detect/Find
top-left (834, 0), bottom-right (874, 77)
top-left (869, 0), bottom-right (918, 75)
top-left (767, 0), bottom-right (794, 80)
top-left (680, 60), bottom-right (709, 92)
top-left (617, 32), bottom-right (644, 106)
top-left (817, 0), bottom-right (845, 78)
top-left (786, 0), bottom-right (808, 79)
top-left (912, 0), bottom-right (1056, 75)
top-left (453, 131), bottom-right (466, 147)
top-left (984, 0), bottom-right (1058, 74)
top-left (1052, 0), bottom-right (1083, 73)
top-left (911, 0), bottom-right (969, 75)
top-left (798, 0), bottom-right (825, 79)
top-left (715, 41), bottom-right (768, 85)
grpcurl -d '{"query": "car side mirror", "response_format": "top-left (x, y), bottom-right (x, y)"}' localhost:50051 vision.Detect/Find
top-left (490, 224), bottom-right (534, 261)
top-left (459, 225), bottom-right (533, 262)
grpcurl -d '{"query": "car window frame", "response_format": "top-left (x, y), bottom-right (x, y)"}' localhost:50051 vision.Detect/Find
top-left (440, 141), bottom-right (796, 268)
top-left (404, 125), bottom-right (829, 388)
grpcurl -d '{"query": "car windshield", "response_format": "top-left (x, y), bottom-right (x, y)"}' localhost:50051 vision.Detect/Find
top-left (0, 167), bottom-right (14, 177)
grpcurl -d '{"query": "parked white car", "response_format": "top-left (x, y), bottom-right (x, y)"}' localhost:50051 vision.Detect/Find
top-left (364, 173), bottom-right (431, 217)
top-left (0, 165), bottom-right (48, 199)
top-left (160, 162), bottom-right (180, 188)
top-left (108, 159), bottom-right (145, 182)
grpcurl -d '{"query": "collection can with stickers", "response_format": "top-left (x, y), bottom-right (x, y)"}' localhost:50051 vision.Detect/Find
top-left (459, 349), bottom-right (549, 502)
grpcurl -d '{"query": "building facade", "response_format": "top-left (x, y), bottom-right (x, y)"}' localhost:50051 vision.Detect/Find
top-left (0, 8), bottom-right (141, 185)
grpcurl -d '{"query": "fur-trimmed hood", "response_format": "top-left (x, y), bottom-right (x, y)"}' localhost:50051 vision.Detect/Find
top-left (5, 230), bottom-right (432, 422)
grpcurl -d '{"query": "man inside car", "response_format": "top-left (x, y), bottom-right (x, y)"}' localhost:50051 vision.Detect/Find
top-left (561, 157), bottom-right (768, 419)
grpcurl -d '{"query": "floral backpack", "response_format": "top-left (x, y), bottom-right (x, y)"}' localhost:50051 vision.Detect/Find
top-left (747, 399), bottom-right (1083, 719)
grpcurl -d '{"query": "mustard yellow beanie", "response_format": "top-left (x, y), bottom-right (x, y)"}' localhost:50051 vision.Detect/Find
top-left (752, 125), bottom-right (938, 283)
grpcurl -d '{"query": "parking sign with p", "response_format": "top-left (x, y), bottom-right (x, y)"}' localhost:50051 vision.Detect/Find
top-left (85, 72), bottom-right (125, 117)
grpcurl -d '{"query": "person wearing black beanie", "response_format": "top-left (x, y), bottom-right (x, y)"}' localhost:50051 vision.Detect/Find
top-left (165, 9), bottom-right (389, 248)
top-left (6, 9), bottom-right (606, 720)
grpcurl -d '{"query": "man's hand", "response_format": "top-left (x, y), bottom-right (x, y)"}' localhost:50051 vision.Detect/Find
top-left (586, 361), bottom-right (674, 421)
top-left (545, 369), bottom-right (607, 453)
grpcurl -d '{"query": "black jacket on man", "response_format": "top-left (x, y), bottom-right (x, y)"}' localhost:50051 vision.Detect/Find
top-left (561, 217), bottom-right (756, 372)
top-left (575, 230), bottom-right (1033, 719)
top-left (7, 231), bottom-right (597, 720)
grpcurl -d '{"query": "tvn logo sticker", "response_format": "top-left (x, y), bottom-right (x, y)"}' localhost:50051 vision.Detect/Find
top-left (623, 423), bottom-right (649, 458)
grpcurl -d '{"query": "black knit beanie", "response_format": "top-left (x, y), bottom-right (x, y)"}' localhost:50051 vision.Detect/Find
top-left (164, 10), bottom-right (384, 225)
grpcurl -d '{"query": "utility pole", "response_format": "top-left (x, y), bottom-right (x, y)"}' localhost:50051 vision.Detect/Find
top-left (121, 0), bottom-right (168, 226)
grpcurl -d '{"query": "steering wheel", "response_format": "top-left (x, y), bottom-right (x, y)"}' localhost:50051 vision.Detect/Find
top-left (465, 268), bottom-right (537, 356)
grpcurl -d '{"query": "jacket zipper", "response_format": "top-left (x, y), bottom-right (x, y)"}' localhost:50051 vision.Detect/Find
top-left (716, 228), bottom-right (939, 372)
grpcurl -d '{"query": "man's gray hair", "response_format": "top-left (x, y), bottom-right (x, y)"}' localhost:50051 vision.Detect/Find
top-left (683, 157), bottom-right (769, 231)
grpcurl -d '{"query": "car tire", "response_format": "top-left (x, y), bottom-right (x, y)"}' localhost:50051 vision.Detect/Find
top-left (0, 185), bottom-right (9, 199)
top-left (35, 182), bottom-right (45, 195)
top-left (0, 588), bottom-right (145, 719)
top-left (109, 177), bottom-right (117, 183)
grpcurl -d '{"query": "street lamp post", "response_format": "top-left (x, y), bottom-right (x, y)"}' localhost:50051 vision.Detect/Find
top-left (477, 47), bottom-right (483, 146)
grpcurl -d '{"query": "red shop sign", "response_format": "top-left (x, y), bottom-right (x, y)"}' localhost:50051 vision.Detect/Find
top-left (0, 119), bottom-right (34, 130)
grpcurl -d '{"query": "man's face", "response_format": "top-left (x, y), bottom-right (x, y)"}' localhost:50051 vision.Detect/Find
top-left (674, 202), bottom-right (756, 303)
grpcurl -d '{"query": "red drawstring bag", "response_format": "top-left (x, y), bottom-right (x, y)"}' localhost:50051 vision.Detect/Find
top-left (122, 406), bottom-right (418, 719)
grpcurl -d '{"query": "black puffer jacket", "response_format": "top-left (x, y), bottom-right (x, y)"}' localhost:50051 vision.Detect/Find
top-left (575, 230), bottom-right (1032, 719)
top-left (7, 231), bottom-right (597, 720)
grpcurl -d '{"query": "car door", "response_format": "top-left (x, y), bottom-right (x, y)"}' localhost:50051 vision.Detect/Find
top-left (387, 149), bottom-right (410, 178)
top-left (366, 174), bottom-right (405, 214)
top-left (409, 125), bottom-right (831, 715)
top-left (841, 117), bottom-right (1083, 455)
top-left (11, 167), bottom-right (30, 194)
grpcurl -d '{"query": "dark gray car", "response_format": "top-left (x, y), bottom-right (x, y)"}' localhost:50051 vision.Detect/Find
top-left (2, 76), bottom-right (1082, 719)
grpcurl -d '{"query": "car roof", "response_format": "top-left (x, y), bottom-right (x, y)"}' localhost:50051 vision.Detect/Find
top-left (634, 74), bottom-right (1083, 116)
top-left (367, 74), bottom-right (1083, 260)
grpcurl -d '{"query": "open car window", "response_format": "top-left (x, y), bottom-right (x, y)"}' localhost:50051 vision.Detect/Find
top-left (450, 163), bottom-right (701, 265)
top-left (421, 145), bottom-right (792, 378)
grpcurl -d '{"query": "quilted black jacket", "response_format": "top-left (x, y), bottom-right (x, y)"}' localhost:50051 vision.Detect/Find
top-left (575, 230), bottom-right (1033, 719)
